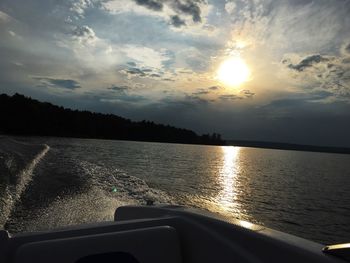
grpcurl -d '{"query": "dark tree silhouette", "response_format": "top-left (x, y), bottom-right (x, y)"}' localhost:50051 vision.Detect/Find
top-left (0, 93), bottom-right (225, 146)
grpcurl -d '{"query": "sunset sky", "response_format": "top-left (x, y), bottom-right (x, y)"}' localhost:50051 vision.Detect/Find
top-left (1, 0), bottom-right (350, 146)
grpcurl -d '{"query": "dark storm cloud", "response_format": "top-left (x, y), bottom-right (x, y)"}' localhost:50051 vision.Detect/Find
top-left (170, 15), bottom-right (186, 27)
top-left (133, 0), bottom-right (163, 11)
top-left (171, 0), bottom-right (202, 23)
top-left (34, 77), bottom-right (81, 90)
top-left (287, 54), bottom-right (329, 72)
top-left (132, 0), bottom-right (204, 24)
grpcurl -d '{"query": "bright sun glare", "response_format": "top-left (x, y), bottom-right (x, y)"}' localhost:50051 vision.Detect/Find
top-left (217, 57), bottom-right (250, 87)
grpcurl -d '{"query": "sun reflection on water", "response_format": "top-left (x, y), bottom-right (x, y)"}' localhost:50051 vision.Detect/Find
top-left (217, 146), bottom-right (241, 214)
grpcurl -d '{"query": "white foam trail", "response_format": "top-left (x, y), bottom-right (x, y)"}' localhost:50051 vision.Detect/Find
top-left (13, 144), bottom-right (50, 200)
top-left (14, 161), bottom-right (174, 232)
top-left (0, 142), bottom-right (50, 227)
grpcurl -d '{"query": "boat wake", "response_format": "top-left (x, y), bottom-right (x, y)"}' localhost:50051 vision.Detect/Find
top-left (19, 162), bottom-right (173, 232)
top-left (1, 137), bottom-right (172, 233)
top-left (0, 137), bottom-right (49, 227)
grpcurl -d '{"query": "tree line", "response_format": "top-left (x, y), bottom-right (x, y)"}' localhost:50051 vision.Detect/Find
top-left (0, 93), bottom-right (225, 145)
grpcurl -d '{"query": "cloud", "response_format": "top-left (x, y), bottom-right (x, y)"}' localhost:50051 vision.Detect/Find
top-left (123, 67), bottom-right (148, 77)
top-left (131, 0), bottom-right (204, 22)
top-left (286, 55), bottom-right (329, 72)
top-left (121, 45), bottom-right (171, 68)
top-left (192, 89), bottom-right (209, 95)
top-left (0, 10), bottom-right (12, 23)
top-left (126, 61), bottom-right (137, 67)
top-left (12, 62), bottom-right (24, 67)
top-left (225, 1), bottom-right (236, 14)
top-left (169, 0), bottom-right (203, 23)
top-left (219, 94), bottom-right (242, 101)
top-left (108, 85), bottom-right (129, 93)
top-left (219, 90), bottom-right (255, 101)
top-left (8, 30), bottom-right (16, 37)
top-left (72, 25), bottom-right (97, 46)
top-left (191, 86), bottom-right (223, 96)
top-left (185, 94), bottom-right (209, 104)
top-left (189, 86), bottom-right (254, 101)
top-left (120, 59), bottom-right (178, 81)
top-left (182, 48), bottom-right (210, 72)
top-left (150, 73), bottom-right (161, 78)
top-left (162, 78), bottom-right (175, 82)
top-left (69, 0), bottom-right (95, 19)
top-left (282, 50), bottom-right (350, 101)
top-left (170, 15), bottom-right (186, 27)
top-left (208, 86), bottom-right (221, 90)
top-left (241, 89), bottom-right (255, 98)
top-left (34, 77), bottom-right (81, 90)
top-left (345, 44), bottom-right (350, 55)
top-left (160, 94), bottom-right (209, 109)
top-left (121, 66), bottom-right (174, 81)
top-left (103, 0), bottom-right (207, 28)
top-left (103, 86), bottom-right (147, 103)
top-left (133, 0), bottom-right (163, 11)
top-left (101, 94), bottom-right (146, 103)
top-left (341, 42), bottom-right (350, 57)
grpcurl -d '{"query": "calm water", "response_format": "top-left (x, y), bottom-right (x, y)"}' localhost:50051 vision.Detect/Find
top-left (1, 136), bottom-right (349, 244)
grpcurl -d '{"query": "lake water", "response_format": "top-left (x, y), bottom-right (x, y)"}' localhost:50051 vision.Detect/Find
top-left (0, 136), bottom-right (349, 244)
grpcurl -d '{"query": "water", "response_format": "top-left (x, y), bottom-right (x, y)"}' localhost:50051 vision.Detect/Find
top-left (0, 136), bottom-right (349, 244)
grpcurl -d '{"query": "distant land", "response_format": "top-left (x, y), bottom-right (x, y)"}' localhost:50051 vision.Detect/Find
top-left (2, 93), bottom-right (350, 154)
top-left (227, 140), bottom-right (350, 155)
top-left (0, 93), bottom-right (225, 145)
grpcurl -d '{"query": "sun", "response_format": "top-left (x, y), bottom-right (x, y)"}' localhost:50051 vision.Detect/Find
top-left (217, 57), bottom-right (250, 86)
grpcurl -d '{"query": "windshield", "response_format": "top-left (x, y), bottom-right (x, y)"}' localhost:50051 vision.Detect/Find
top-left (0, 0), bottom-right (349, 245)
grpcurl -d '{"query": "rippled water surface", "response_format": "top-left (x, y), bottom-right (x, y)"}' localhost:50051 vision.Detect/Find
top-left (1, 136), bottom-right (349, 244)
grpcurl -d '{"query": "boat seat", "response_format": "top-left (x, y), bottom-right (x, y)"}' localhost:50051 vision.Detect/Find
top-left (14, 226), bottom-right (182, 263)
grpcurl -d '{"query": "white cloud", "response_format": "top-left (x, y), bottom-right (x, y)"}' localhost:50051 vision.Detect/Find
top-left (12, 62), bottom-right (24, 67)
top-left (72, 25), bottom-right (97, 46)
top-left (102, 0), bottom-right (169, 18)
top-left (69, 0), bottom-right (93, 18)
top-left (341, 41), bottom-right (350, 57)
top-left (225, 1), bottom-right (236, 14)
top-left (8, 30), bottom-right (16, 37)
top-left (0, 10), bottom-right (12, 23)
top-left (281, 52), bottom-right (350, 101)
top-left (121, 45), bottom-right (171, 69)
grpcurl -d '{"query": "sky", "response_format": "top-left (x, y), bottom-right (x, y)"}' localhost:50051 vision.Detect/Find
top-left (1, 0), bottom-right (350, 147)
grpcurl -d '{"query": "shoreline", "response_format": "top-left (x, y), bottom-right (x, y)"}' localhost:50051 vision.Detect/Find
top-left (227, 140), bottom-right (350, 155)
top-left (2, 134), bottom-right (350, 154)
